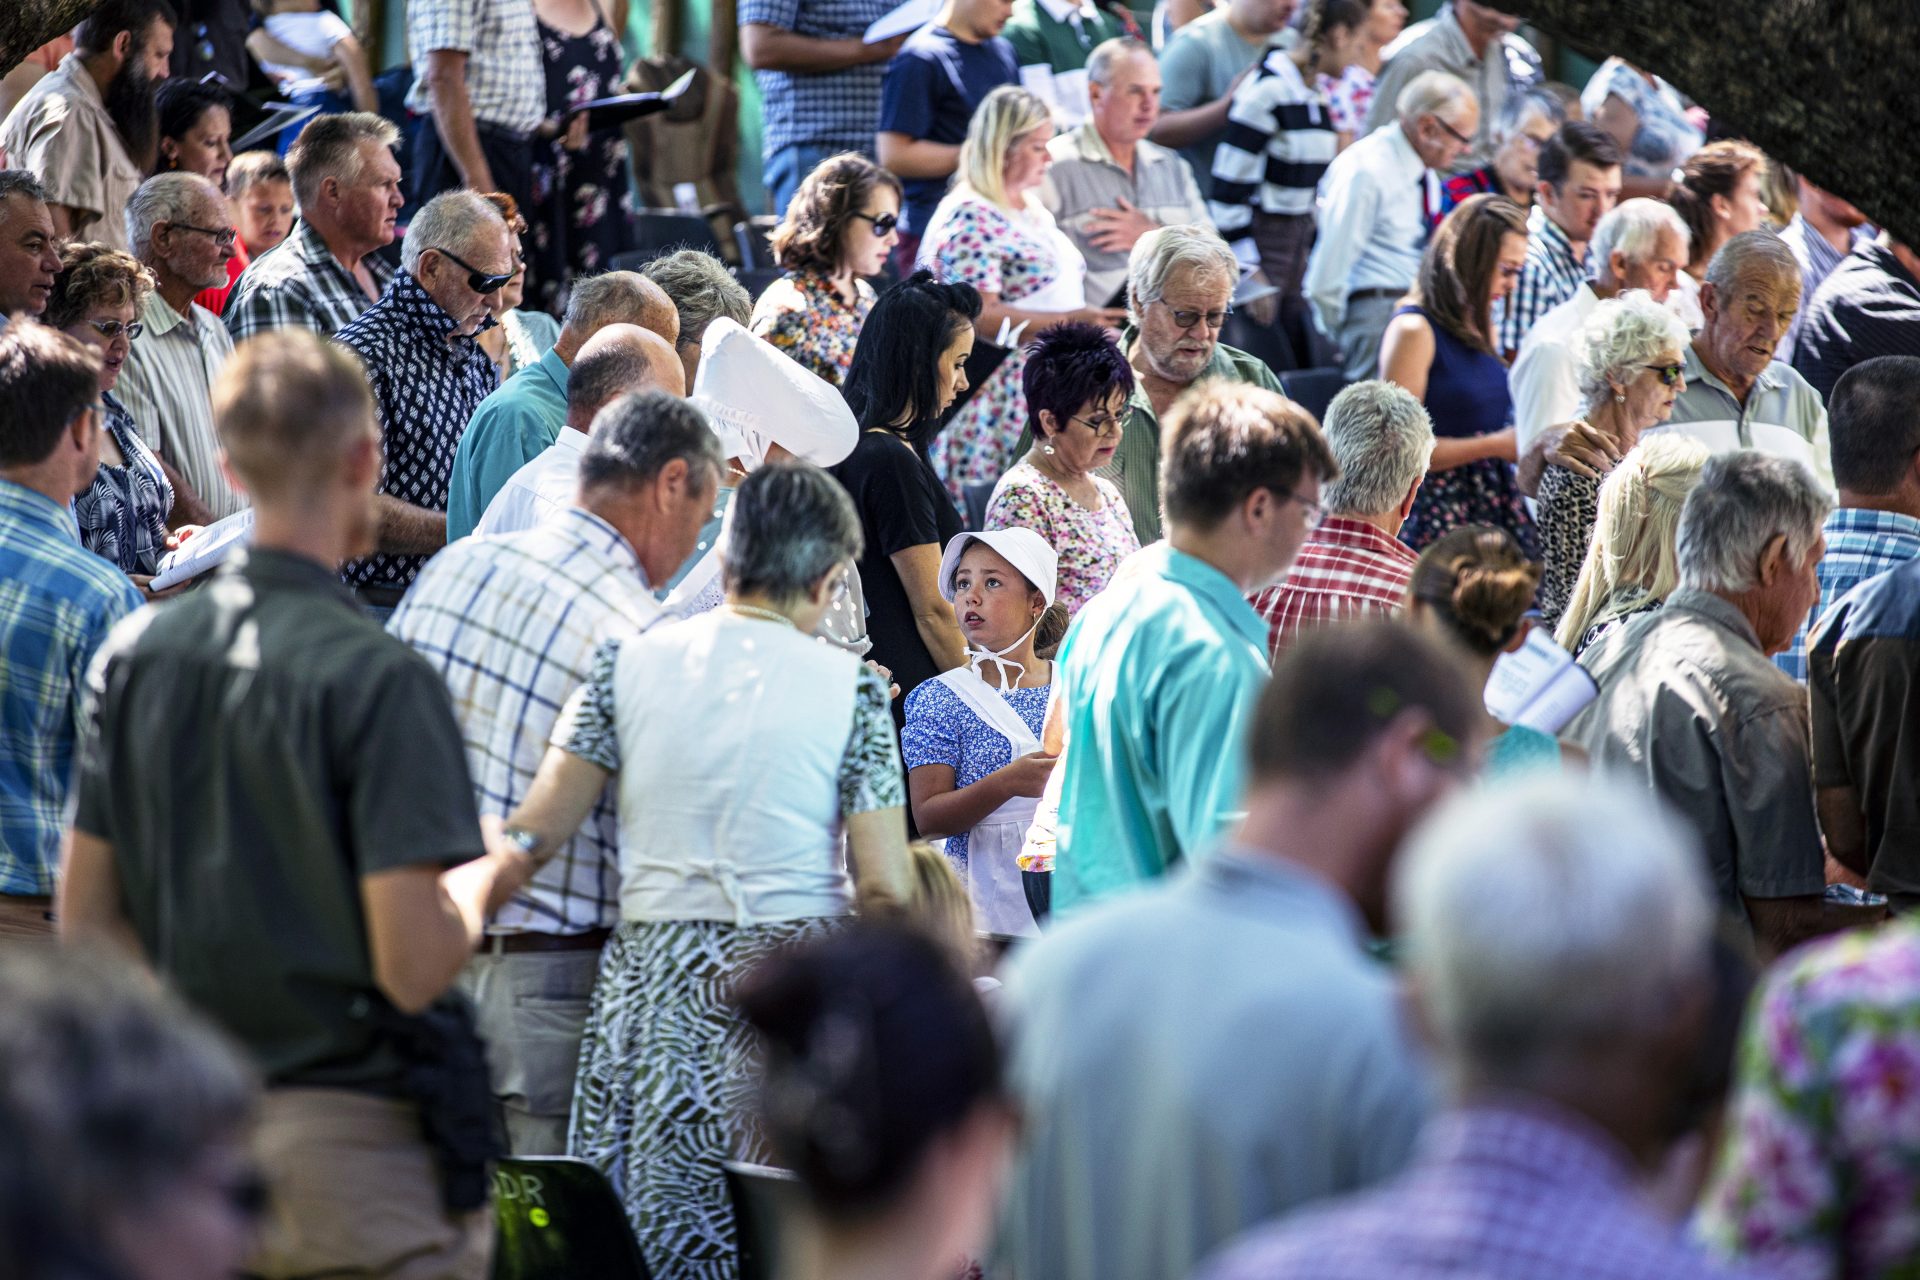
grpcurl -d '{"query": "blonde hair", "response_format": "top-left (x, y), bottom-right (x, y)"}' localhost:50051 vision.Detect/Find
top-left (1554, 433), bottom-right (1712, 650)
top-left (905, 843), bottom-right (982, 974)
top-left (957, 86), bottom-right (1052, 212)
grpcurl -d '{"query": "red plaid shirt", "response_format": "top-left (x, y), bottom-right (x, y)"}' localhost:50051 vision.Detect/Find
top-left (1250, 516), bottom-right (1418, 661)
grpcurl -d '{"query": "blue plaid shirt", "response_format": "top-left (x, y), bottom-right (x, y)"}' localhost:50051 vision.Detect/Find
top-left (1777, 507), bottom-right (1920, 681)
top-left (1495, 203), bottom-right (1590, 359)
top-left (742, 0), bottom-right (897, 156)
top-left (0, 479), bottom-right (142, 894)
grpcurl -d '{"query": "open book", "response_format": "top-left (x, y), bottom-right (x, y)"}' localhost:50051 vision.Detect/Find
top-left (150, 508), bottom-right (255, 592)
top-left (1483, 627), bottom-right (1597, 735)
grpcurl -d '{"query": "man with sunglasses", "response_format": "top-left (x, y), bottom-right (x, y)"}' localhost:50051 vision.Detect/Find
top-left (334, 189), bottom-right (512, 613)
top-left (118, 171), bottom-right (245, 526)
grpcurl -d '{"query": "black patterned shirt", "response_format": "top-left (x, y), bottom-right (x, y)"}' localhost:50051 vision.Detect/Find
top-left (334, 269), bottom-right (498, 590)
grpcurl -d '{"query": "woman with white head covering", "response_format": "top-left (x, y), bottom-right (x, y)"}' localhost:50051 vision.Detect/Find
top-left (902, 528), bottom-right (1070, 936)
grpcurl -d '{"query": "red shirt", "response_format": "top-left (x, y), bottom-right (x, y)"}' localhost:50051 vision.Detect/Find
top-left (1249, 515), bottom-right (1419, 661)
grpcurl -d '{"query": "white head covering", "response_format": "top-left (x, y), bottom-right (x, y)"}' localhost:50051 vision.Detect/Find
top-left (938, 529), bottom-right (1060, 688)
top-left (690, 317), bottom-right (858, 470)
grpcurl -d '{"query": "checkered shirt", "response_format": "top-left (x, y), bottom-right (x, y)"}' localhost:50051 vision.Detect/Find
top-left (1248, 516), bottom-right (1418, 662)
top-left (227, 220), bottom-right (394, 343)
top-left (741, 0), bottom-right (897, 155)
top-left (388, 508), bottom-right (664, 933)
top-left (1776, 507), bottom-right (1920, 681)
top-left (1197, 1103), bottom-right (1746, 1280)
top-left (403, 0), bottom-right (545, 133)
top-left (0, 479), bottom-right (143, 895)
top-left (335, 269), bottom-right (499, 590)
top-left (1494, 203), bottom-right (1590, 358)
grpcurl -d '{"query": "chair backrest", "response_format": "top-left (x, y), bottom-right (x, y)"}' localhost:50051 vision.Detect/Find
top-left (611, 211), bottom-right (727, 272)
top-left (490, 1156), bottom-right (653, 1280)
top-left (734, 216), bottom-right (778, 270)
top-left (722, 1159), bottom-right (802, 1280)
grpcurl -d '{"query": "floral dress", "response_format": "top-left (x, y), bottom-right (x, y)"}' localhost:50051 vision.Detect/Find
top-left (900, 678), bottom-right (1050, 878)
top-left (1320, 63), bottom-right (1376, 140)
top-left (985, 460), bottom-right (1138, 616)
top-left (748, 271), bottom-right (874, 386)
top-left (529, 2), bottom-right (632, 312)
top-left (920, 194), bottom-right (1088, 507)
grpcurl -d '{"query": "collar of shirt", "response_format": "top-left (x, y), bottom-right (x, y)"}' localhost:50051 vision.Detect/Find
top-left (528, 344), bottom-right (570, 398)
top-left (0, 475), bottom-right (80, 543)
top-left (550, 504), bottom-right (648, 581)
top-left (1825, 506), bottom-right (1920, 552)
top-left (1036, 0), bottom-right (1100, 23)
top-left (1306, 513), bottom-right (1420, 564)
top-left (1681, 340), bottom-right (1783, 406)
top-left (1861, 238), bottom-right (1920, 293)
top-left (1527, 202), bottom-right (1589, 274)
top-left (1143, 541), bottom-right (1270, 651)
top-left (1419, 1097), bottom-right (1637, 1192)
top-left (1664, 586), bottom-right (1764, 653)
top-left (382, 268), bottom-right (497, 344)
top-left (52, 51), bottom-right (107, 111)
top-left (1192, 846), bottom-right (1370, 944)
top-left (554, 426), bottom-right (590, 455)
top-left (139, 286), bottom-right (200, 341)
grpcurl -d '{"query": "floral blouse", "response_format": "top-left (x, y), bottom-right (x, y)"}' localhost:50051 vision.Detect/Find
top-left (900, 677), bottom-right (1050, 873)
top-left (1696, 923), bottom-right (1920, 1278)
top-left (921, 195), bottom-right (1083, 507)
top-left (75, 393), bottom-right (173, 575)
top-left (1320, 64), bottom-right (1377, 139)
top-left (749, 271), bottom-right (875, 387)
top-left (985, 461), bottom-right (1139, 616)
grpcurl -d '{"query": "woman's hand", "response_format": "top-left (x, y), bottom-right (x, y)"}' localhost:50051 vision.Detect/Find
top-left (865, 659), bottom-right (901, 701)
top-left (164, 525), bottom-right (204, 550)
top-left (999, 751), bottom-right (1059, 799)
top-left (130, 574), bottom-right (186, 603)
top-left (562, 112), bottom-right (590, 152)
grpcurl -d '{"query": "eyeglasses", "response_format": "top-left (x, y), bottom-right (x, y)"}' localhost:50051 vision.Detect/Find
top-left (1155, 300), bottom-right (1231, 330)
top-left (1430, 114), bottom-right (1475, 147)
top-left (167, 221), bottom-right (238, 249)
top-left (1067, 411), bottom-right (1123, 439)
top-left (851, 210), bottom-right (899, 237)
top-left (1642, 362), bottom-right (1686, 387)
top-left (88, 318), bottom-right (144, 340)
top-left (1278, 488), bottom-right (1325, 529)
top-left (432, 246), bottom-right (515, 293)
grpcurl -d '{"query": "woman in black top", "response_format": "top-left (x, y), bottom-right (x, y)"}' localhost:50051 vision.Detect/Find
top-left (832, 272), bottom-right (982, 720)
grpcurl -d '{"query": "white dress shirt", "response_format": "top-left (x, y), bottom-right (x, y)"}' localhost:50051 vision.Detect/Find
top-left (475, 426), bottom-right (586, 536)
top-left (1304, 123), bottom-right (1439, 336)
top-left (1509, 283), bottom-right (1600, 455)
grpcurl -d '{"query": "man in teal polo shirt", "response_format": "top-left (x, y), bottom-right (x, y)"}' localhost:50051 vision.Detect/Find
top-left (444, 271), bottom-right (677, 540)
top-left (1050, 380), bottom-right (1336, 913)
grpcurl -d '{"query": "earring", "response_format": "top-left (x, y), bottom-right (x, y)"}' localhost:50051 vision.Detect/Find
top-left (1043, 442), bottom-right (1056, 455)
top-left (1614, 392), bottom-right (1626, 405)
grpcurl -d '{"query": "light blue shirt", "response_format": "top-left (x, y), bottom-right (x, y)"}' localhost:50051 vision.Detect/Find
top-left (445, 346), bottom-right (570, 542)
top-left (1052, 542), bottom-right (1270, 913)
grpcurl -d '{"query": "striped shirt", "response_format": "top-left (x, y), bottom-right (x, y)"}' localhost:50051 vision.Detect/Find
top-left (1792, 239), bottom-right (1920, 402)
top-left (1776, 507), bottom-right (1920, 682)
top-left (1777, 213), bottom-right (1866, 366)
top-left (116, 289), bottom-right (246, 520)
top-left (0, 479), bottom-right (143, 895)
top-left (388, 507), bottom-right (663, 933)
top-left (1210, 50), bottom-right (1337, 269)
top-left (227, 219), bottom-right (393, 344)
top-left (1495, 203), bottom-right (1590, 359)
top-left (1247, 515), bottom-right (1417, 661)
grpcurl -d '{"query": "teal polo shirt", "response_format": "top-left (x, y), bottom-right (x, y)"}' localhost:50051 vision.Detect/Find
top-left (1051, 542), bottom-right (1271, 914)
top-left (445, 347), bottom-right (570, 541)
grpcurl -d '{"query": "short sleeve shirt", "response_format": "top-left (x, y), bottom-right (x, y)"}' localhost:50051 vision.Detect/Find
top-left (71, 548), bottom-right (483, 1088)
top-left (901, 677), bottom-right (1050, 869)
top-left (742, 0), bottom-right (898, 155)
top-left (403, 0), bottom-right (545, 132)
top-left (227, 219), bottom-right (395, 343)
top-left (0, 54), bottom-right (143, 250)
top-left (1157, 11), bottom-right (1270, 198)
top-left (877, 28), bottom-right (1020, 234)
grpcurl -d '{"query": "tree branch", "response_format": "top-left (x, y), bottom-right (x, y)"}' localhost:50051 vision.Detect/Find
top-left (2, 0), bottom-right (101, 81)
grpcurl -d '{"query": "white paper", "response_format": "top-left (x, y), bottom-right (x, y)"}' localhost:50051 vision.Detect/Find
top-left (864, 0), bottom-right (942, 42)
top-left (150, 508), bottom-right (255, 591)
top-left (1484, 627), bottom-right (1596, 735)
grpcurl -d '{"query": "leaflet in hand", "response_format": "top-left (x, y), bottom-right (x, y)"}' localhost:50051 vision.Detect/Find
top-left (150, 508), bottom-right (255, 591)
top-left (1483, 627), bottom-right (1597, 735)
top-left (865, 0), bottom-right (941, 42)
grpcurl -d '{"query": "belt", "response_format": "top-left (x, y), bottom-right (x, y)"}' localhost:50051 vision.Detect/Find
top-left (354, 583), bottom-right (408, 609)
top-left (1348, 286), bottom-right (1408, 303)
top-left (474, 120), bottom-right (534, 142)
top-left (484, 926), bottom-right (612, 955)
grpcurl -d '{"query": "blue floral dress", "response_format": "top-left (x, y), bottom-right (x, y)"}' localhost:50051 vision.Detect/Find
top-left (900, 676), bottom-right (1050, 876)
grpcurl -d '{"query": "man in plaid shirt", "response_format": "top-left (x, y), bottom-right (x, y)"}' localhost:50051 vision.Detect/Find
top-left (1493, 121), bottom-right (1621, 360)
top-left (1250, 380), bottom-right (1434, 661)
top-left (389, 392), bottom-right (725, 1153)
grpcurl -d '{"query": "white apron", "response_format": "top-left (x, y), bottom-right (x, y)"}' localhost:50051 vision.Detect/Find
top-left (935, 668), bottom-right (1042, 937)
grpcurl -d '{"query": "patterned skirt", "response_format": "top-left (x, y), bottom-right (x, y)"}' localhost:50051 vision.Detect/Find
top-left (569, 916), bottom-right (840, 1280)
top-left (1400, 457), bottom-right (1540, 559)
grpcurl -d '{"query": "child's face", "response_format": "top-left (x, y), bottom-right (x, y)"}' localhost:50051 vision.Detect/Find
top-left (234, 178), bottom-right (295, 255)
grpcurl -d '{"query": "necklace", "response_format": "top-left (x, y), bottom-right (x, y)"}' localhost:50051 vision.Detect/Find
top-left (728, 603), bottom-right (796, 629)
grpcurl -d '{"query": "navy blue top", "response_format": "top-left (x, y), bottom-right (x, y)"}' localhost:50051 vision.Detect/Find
top-left (877, 27), bottom-right (1019, 235)
top-left (1396, 304), bottom-right (1510, 439)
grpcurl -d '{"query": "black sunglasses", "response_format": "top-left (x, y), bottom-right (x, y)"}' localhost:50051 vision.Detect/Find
top-left (851, 210), bottom-right (899, 237)
top-left (432, 246), bottom-right (514, 293)
top-left (1642, 362), bottom-right (1686, 387)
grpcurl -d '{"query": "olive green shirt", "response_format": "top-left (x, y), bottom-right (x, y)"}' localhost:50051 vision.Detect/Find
top-left (72, 548), bottom-right (484, 1090)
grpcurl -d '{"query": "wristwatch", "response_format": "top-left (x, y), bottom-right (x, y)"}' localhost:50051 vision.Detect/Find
top-left (501, 825), bottom-right (540, 859)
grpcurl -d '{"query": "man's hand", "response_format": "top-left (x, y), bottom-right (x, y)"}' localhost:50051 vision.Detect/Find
top-left (1517, 419), bottom-right (1622, 496)
top-left (1085, 197), bottom-right (1157, 253)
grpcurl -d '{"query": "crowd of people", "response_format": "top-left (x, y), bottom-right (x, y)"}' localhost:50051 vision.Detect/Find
top-left (5, 0), bottom-right (1920, 1279)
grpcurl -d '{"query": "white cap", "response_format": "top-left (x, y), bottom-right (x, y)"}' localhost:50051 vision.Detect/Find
top-left (938, 527), bottom-right (1058, 608)
top-left (690, 316), bottom-right (858, 470)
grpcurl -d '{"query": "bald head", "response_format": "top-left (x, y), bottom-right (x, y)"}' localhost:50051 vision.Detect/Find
top-left (567, 323), bottom-right (686, 430)
top-left (559, 270), bottom-right (682, 356)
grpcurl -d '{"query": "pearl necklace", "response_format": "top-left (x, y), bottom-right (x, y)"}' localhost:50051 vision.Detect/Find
top-left (728, 603), bottom-right (796, 629)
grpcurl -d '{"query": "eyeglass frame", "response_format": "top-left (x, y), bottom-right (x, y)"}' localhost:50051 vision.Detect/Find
top-left (1428, 113), bottom-right (1475, 148)
top-left (164, 220), bottom-right (239, 249)
top-left (1276, 487), bottom-right (1326, 529)
top-left (850, 210), bottom-right (900, 237)
top-left (1151, 298), bottom-right (1233, 331)
top-left (1066, 410), bottom-right (1124, 439)
top-left (88, 318), bottom-right (144, 340)
top-left (429, 246), bottom-right (515, 294)
top-left (1642, 362), bottom-right (1686, 387)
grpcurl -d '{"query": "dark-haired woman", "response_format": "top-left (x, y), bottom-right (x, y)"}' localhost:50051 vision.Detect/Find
top-left (736, 922), bottom-right (1014, 1280)
top-left (985, 322), bottom-right (1138, 616)
top-left (751, 152), bottom-right (902, 386)
top-left (831, 272), bottom-right (983, 720)
top-left (155, 79), bottom-right (242, 312)
top-left (1380, 194), bottom-right (1536, 554)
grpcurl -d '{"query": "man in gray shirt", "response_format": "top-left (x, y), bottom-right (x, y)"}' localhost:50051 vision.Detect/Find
top-left (1150, 0), bottom-right (1295, 198)
top-left (1364, 0), bottom-right (1529, 171)
top-left (1572, 451), bottom-right (1872, 958)
top-left (996, 619), bottom-right (1483, 1280)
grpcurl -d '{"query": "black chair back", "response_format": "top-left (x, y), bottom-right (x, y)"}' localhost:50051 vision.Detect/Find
top-left (490, 1156), bottom-right (653, 1280)
top-left (723, 1159), bottom-right (802, 1280)
top-left (1279, 367), bottom-right (1349, 423)
top-left (611, 211), bottom-right (727, 271)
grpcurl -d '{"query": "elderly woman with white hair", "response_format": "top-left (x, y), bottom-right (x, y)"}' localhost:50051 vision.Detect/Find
top-left (918, 85), bottom-right (1127, 506)
top-left (1533, 292), bottom-right (1693, 628)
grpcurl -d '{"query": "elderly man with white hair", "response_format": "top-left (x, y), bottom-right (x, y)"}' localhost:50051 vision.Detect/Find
top-left (1250, 380), bottom-right (1434, 660)
top-left (115, 171), bottom-right (244, 525)
top-left (334, 189), bottom-right (511, 609)
top-left (1569, 451), bottom-right (1877, 957)
top-left (1200, 773), bottom-right (1749, 1280)
top-left (1306, 70), bottom-right (1480, 382)
top-left (1510, 196), bottom-right (1690, 458)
